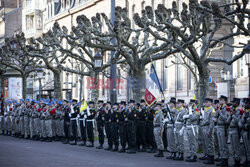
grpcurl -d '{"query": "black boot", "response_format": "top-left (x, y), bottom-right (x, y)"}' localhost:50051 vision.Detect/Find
top-left (215, 155), bottom-right (222, 162)
top-left (173, 153), bottom-right (180, 160)
top-left (154, 150), bottom-right (164, 157)
top-left (48, 137), bottom-right (52, 142)
top-left (199, 154), bottom-right (208, 160)
top-left (216, 158), bottom-right (228, 166)
top-left (126, 148), bottom-right (136, 154)
top-left (104, 146), bottom-right (112, 151)
top-left (147, 148), bottom-right (157, 153)
top-left (175, 153), bottom-right (184, 161)
top-left (86, 142), bottom-right (94, 147)
top-left (203, 155), bottom-right (215, 165)
top-left (166, 153), bottom-right (174, 159)
top-left (70, 140), bottom-right (77, 145)
top-left (186, 155), bottom-right (197, 162)
top-left (118, 146), bottom-right (126, 153)
top-left (112, 145), bottom-right (118, 152)
top-left (241, 160), bottom-right (250, 167)
top-left (79, 141), bottom-right (86, 146)
top-left (233, 160), bottom-right (240, 167)
top-left (63, 139), bottom-right (69, 144)
top-left (96, 144), bottom-right (103, 149)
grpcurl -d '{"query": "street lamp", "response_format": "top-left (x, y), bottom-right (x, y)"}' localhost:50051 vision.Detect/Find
top-left (94, 52), bottom-right (103, 71)
top-left (244, 41), bottom-right (250, 97)
top-left (36, 68), bottom-right (43, 101)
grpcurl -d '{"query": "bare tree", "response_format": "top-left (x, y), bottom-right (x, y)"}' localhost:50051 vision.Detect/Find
top-left (134, 0), bottom-right (249, 105)
top-left (0, 33), bottom-right (38, 99)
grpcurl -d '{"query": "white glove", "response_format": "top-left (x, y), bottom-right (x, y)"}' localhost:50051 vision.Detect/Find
top-left (163, 118), bottom-right (169, 124)
top-left (183, 115), bottom-right (190, 119)
top-left (77, 114), bottom-right (80, 118)
top-left (69, 113), bottom-right (72, 117)
top-left (199, 115), bottom-right (203, 119)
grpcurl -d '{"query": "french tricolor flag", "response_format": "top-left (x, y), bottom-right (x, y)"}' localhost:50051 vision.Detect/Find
top-left (144, 64), bottom-right (162, 106)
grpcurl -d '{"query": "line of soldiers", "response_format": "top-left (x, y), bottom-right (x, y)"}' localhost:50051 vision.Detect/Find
top-left (0, 96), bottom-right (249, 167)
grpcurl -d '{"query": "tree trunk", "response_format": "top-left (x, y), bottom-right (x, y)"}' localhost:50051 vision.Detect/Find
top-left (198, 66), bottom-right (209, 108)
top-left (54, 71), bottom-right (62, 100)
top-left (130, 65), bottom-right (146, 102)
top-left (22, 75), bottom-right (27, 99)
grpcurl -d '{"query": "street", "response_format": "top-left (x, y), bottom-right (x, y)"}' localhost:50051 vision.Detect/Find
top-left (0, 135), bottom-right (213, 167)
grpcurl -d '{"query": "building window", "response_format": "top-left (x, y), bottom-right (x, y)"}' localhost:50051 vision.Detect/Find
top-left (177, 58), bottom-right (183, 90)
top-left (240, 57), bottom-right (244, 77)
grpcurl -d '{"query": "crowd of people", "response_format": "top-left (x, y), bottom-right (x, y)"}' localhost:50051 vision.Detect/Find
top-left (0, 95), bottom-right (249, 167)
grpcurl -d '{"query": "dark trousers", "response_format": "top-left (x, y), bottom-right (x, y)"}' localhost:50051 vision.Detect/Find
top-left (105, 122), bottom-right (112, 147)
top-left (79, 119), bottom-right (86, 142)
top-left (111, 122), bottom-right (119, 147)
top-left (64, 121), bottom-right (70, 140)
top-left (97, 121), bottom-right (104, 145)
top-left (127, 121), bottom-right (136, 149)
top-left (71, 120), bottom-right (77, 141)
top-left (86, 121), bottom-right (94, 143)
top-left (146, 121), bottom-right (156, 148)
top-left (136, 121), bottom-right (146, 148)
top-left (119, 122), bottom-right (127, 147)
top-left (163, 127), bottom-right (168, 149)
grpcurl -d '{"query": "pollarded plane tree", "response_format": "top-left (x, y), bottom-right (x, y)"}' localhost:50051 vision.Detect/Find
top-left (134, 0), bottom-right (250, 106)
top-left (0, 33), bottom-right (38, 99)
top-left (62, 6), bottom-right (193, 101)
top-left (27, 26), bottom-right (73, 100)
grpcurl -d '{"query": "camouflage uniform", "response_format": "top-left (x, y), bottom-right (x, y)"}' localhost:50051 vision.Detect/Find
top-left (40, 108), bottom-right (47, 140)
top-left (19, 104), bottom-right (25, 137)
top-left (14, 106), bottom-right (21, 136)
top-left (45, 108), bottom-right (53, 141)
top-left (29, 106), bottom-right (35, 139)
top-left (214, 105), bottom-right (229, 160)
top-left (153, 110), bottom-right (164, 151)
top-left (239, 110), bottom-right (250, 164)
top-left (166, 107), bottom-right (177, 158)
top-left (174, 107), bottom-right (187, 157)
top-left (33, 105), bottom-right (41, 139)
top-left (185, 107), bottom-right (199, 161)
top-left (24, 105), bottom-right (30, 138)
top-left (227, 107), bottom-right (241, 164)
top-left (200, 106), bottom-right (215, 161)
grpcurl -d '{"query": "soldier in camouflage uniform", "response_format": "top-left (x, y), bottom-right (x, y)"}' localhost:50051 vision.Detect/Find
top-left (214, 95), bottom-right (229, 166)
top-left (173, 99), bottom-right (187, 161)
top-left (55, 102), bottom-right (62, 141)
top-left (51, 102), bottom-right (56, 141)
top-left (165, 97), bottom-right (177, 159)
top-left (185, 100), bottom-right (200, 162)
top-left (14, 102), bottom-right (21, 137)
top-left (33, 101), bottom-right (41, 140)
top-left (45, 103), bottom-right (54, 142)
top-left (40, 103), bottom-right (47, 141)
top-left (11, 103), bottom-right (16, 136)
top-left (19, 102), bottom-right (25, 138)
top-left (200, 98), bottom-right (215, 165)
top-left (226, 98), bottom-right (241, 167)
top-left (153, 102), bottom-right (164, 157)
top-left (239, 98), bottom-right (250, 167)
top-left (29, 101), bottom-right (35, 140)
top-left (24, 100), bottom-right (30, 139)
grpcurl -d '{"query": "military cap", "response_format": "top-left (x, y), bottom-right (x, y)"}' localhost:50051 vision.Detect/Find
top-left (63, 99), bottom-right (69, 103)
top-left (88, 101), bottom-right (94, 104)
top-left (98, 100), bottom-right (104, 103)
top-left (232, 98), bottom-right (240, 103)
top-left (113, 102), bottom-right (119, 106)
top-left (47, 103), bottom-right (52, 106)
top-left (214, 100), bottom-right (219, 104)
top-left (136, 103), bottom-right (140, 107)
top-left (72, 99), bottom-right (78, 103)
top-left (120, 101), bottom-right (126, 105)
top-left (20, 99), bottom-right (24, 102)
top-left (25, 99), bottom-right (30, 102)
top-left (205, 98), bottom-right (213, 103)
top-left (190, 99), bottom-right (196, 103)
top-left (128, 99), bottom-right (135, 103)
top-left (177, 99), bottom-right (185, 103)
top-left (57, 101), bottom-right (63, 105)
top-left (106, 101), bottom-right (112, 105)
top-left (140, 99), bottom-right (145, 103)
top-left (219, 95), bottom-right (228, 102)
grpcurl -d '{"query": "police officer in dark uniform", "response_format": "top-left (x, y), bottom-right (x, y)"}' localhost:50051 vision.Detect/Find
top-left (104, 102), bottom-right (112, 150)
top-left (118, 101), bottom-right (127, 153)
top-left (96, 100), bottom-right (105, 149)
top-left (70, 99), bottom-right (79, 145)
top-left (86, 101), bottom-right (96, 147)
top-left (79, 108), bottom-right (87, 146)
top-left (136, 99), bottom-right (147, 152)
top-left (62, 100), bottom-right (70, 144)
top-left (110, 103), bottom-right (119, 151)
top-left (126, 99), bottom-right (137, 154)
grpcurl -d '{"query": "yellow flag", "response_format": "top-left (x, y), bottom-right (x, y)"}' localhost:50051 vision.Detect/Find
top-left (80, 96), bottom-right (88, 113)
top-left (194, 94), bottom-right (196, 100)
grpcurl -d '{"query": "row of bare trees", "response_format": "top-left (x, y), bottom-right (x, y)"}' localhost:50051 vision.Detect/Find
top-left (0, 0), bottom-right (249, 105)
